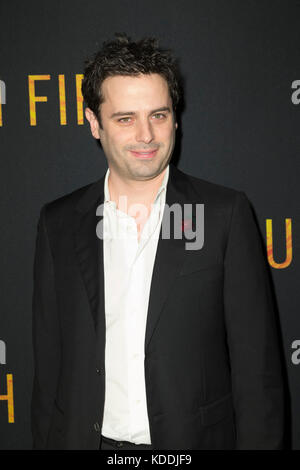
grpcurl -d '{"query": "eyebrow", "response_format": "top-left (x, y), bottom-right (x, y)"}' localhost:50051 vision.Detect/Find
top-left (110, 106), bottom-right (171, 119)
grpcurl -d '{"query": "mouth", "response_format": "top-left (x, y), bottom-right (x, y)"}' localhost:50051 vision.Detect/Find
top-left (129, 149), bottom-right (158, 159)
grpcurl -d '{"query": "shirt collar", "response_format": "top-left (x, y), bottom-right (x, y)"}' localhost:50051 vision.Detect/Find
top-left (104, 165), bottom-right (169, 205)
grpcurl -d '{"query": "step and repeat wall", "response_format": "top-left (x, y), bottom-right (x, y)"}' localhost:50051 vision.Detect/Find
top-left (0, 0), bottom-right (299, 449)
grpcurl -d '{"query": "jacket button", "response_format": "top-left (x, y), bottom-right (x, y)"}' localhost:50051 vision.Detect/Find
top-left (96, 368), bottom-right (100, 374)
top-left (116, 441), bottom-right (124, 447)
top-left (94, 422), bottom-right (101, 432)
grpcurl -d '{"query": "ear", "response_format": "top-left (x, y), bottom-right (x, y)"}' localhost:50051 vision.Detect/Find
top-left (85, 108), bottom-right (101, 139)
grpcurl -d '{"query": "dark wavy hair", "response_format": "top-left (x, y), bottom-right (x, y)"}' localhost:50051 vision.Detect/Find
top-left (81, 33), bottom-right (182, 128)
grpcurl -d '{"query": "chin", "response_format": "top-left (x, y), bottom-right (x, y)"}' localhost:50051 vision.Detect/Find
top-left (131, 163), bottom-right (163, 178)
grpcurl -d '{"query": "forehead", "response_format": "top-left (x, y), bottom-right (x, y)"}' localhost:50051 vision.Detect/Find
top-left (101, 73), bottom-right (171, 109)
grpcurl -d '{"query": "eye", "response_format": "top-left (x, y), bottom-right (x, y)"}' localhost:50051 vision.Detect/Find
top-left (118, 117), bottom-right (132, 123)
top-left (152, 113), bottom-right (166, 120)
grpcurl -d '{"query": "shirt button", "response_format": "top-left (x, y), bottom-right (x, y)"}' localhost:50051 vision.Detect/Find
top-left (94, 422), bottom-right (101, 432)
top-left (136, 399), bottom-right (141, 404)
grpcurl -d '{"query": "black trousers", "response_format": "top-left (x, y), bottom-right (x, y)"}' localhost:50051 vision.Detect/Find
top-left (100, 434), bottom-right (154, 450)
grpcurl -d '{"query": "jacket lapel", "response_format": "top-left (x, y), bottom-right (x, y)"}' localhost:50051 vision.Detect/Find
top-left (144, 164), bottom-right (197, 352)
top-left (74, 177), bottom-right (105, 342)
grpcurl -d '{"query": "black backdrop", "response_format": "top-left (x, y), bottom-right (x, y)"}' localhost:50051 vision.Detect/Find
top-left (0, 0), bottom-right (299, 450)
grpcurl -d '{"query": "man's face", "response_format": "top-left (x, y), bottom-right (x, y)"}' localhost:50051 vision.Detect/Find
top-left (85, 73), bottom-right (178, 181)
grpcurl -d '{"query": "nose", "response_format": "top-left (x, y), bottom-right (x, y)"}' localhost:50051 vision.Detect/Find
top-left (135, 118), bottom-right (154, 144)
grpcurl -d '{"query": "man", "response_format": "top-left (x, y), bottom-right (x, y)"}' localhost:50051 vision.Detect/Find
top-left (31, 33), bottom-right (285, 450)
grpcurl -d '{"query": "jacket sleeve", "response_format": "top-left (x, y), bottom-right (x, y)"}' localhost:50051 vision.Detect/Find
top-left (31, 205), bottom-right (61, 449)
top-left (223, 191), bottom-right (285, 449)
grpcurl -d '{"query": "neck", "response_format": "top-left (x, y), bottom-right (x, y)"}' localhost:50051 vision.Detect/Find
top-left (107, 167), bottom-right (167, 213)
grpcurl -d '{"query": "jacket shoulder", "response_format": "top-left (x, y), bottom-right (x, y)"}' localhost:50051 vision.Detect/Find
top-left (175, 165), bottom-right (244, 203)
top-left (38, 177), bottom-right (103, 227)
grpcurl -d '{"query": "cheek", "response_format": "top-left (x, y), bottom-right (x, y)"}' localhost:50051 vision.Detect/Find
top-left (161, 126), bottom-right (175, 145)
top-left (105, 131), bottom-right (127, 150)
top-left (112, 125), bottom-right (134, 141)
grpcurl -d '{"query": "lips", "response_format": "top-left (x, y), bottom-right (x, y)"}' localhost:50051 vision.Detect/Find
top-left (130, 149), bottom-right (158, 159)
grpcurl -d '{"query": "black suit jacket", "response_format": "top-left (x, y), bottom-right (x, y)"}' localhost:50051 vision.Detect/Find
top-left (31, 163), bottom-right (285, 449)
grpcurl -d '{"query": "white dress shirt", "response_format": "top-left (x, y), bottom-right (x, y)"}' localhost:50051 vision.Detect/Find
top-left (100, 165), bottom-right (169, 444)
